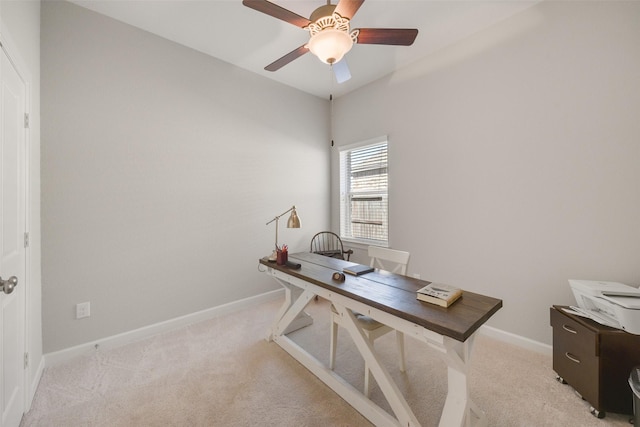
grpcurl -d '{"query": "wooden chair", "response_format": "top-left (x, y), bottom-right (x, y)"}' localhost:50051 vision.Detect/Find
top-left (310, 231), bottom-right (353, 261)
top-left (330, 245), bottom-right (410, 397)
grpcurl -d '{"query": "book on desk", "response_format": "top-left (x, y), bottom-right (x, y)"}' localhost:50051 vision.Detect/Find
top-left (417, 282), bottom-right (462, 307)
top-left (343, 264), bottom-right (374, 276)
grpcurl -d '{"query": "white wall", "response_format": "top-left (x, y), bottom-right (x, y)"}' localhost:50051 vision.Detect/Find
top-left (41, 1), bottom-right (330, 353)
top-left (0, 0), bottom-right (43, 403)
top-left (333, 1), bottom-right (640, 345)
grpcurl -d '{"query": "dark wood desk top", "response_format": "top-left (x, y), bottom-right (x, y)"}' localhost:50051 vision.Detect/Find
top-left (260, 252), bottom-right (502, 342)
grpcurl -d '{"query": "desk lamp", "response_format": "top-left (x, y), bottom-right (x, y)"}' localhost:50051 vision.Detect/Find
top-left (266, 205), bottom-right (301, 261)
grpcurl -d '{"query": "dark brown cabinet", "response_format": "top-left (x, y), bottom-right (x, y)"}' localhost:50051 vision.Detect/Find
top-left (550, 305), bottom-right (640, 417)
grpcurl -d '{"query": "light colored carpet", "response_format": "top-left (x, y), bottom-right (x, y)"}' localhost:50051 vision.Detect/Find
top-left (21, 297), bottom-right (633, 426)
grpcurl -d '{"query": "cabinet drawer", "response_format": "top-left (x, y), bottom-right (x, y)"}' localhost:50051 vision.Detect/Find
top-left (550, 307), bottom-right (598, 357)
top-left (550, 307), bottom-right (601, 409)
top-left (553, 331), bottom-right (599, 406)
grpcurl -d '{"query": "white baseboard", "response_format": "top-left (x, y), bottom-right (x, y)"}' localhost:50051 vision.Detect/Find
top-left (44, 289), bottom-right (551, 367)
top-left (44, 289), bottom-right (284, 366)
top-left (479, 324), bottom-right (552, 356)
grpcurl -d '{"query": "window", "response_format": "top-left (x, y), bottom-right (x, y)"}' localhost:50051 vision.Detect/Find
top-left (339, 137), bottom-right (388, 246)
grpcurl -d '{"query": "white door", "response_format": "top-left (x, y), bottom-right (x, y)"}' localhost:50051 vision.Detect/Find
top-left (0, 44), bottom-right (27, 427)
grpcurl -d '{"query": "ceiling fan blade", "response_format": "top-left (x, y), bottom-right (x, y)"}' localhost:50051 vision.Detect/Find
top-left (355, 28), bottom-right (419, 46)
top-left (332, 59), bottom-right (351, 84)
top-left (242, 0), bottom-right (311, 28)
top-left (334, 0), bottom-right (365, 20)
top-left (265, 45), bottom-right (310, 72)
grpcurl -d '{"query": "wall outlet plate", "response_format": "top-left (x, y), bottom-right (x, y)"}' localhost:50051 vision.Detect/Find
top-left (76, 302), bottom-right (90, 319)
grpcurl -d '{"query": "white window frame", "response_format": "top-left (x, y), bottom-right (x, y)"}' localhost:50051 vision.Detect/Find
top-left (339, 136), bottom-right (389, 247)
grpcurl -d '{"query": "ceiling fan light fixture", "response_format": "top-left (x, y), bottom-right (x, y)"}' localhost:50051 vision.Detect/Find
top-left (306, 11), bottom-right (358, 65)
top-left (307, 29), bottom-right (353, 64)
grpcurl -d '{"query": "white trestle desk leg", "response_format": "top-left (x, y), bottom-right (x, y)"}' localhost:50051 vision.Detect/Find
top-left (273, 332), bottom-right (399, 427)
top-left (275, 286), bottom-right (315, 335)
top-left (333, 303), bottom-right (421, 427)
top-left (281, 281), bottom-right (314, 335)
top-left (329, 315), bottom-right (339, 370)
top-left (266, 279), bottom-right (293, 342)
top-left (266, 276), bottom-right (313, 341)
top-left (437, 334), bottom-right (487, 427)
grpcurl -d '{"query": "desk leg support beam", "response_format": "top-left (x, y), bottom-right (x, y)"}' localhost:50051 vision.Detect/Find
top-left (266, 277), bottom-right (313, 341)
top-left (333, 303), bottom-right (421, 427)
top-left (438, 335), bottom-right (486, 427)
top-left (274, 334), bottom-right (399, 427)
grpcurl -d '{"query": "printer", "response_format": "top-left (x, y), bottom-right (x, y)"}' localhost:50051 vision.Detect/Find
top-left (569, 280), bottom-right (640, 335)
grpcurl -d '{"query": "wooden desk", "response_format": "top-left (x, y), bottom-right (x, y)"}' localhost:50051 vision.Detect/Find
top-left (259, 252), bottom-right (502, 427)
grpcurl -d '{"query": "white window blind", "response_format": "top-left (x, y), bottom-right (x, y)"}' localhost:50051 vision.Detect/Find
top-left (339, 138), bottom-right (388, 245)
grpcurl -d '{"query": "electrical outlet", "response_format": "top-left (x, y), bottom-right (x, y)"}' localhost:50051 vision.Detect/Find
top-left (76, 302), bottom-right (90, 319)
top-left (413, 273), bottom-right (421, 279)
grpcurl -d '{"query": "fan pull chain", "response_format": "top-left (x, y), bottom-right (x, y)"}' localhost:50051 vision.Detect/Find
top-left (330, 93), bottom-right (334, 147)
top-left (329, 64), bottom-right (335, 147)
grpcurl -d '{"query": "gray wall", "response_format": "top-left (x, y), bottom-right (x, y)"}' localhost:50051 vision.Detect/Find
top-left (0, 0), bottom-right (43, 399)
top-left (41, 1), bottom-right (330, 353)
top-left (39, 0), bottom-right (640, 353)
top-left (333, 1), bottom-right (640, 345)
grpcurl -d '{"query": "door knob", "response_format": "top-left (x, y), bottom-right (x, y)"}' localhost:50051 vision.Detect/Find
top-left (0, 276), bottom-right (18, 295)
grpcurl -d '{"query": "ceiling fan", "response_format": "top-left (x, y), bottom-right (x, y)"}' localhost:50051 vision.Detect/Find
top-left (242, 0), bottom-right (418, 83)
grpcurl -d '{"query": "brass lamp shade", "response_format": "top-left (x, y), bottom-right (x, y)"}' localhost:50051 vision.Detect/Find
top-left (287, 207), bottom-right (301, 228)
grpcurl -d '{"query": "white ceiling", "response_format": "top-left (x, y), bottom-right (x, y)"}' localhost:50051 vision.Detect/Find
top-left (69, 0), bottom-right (539, 99)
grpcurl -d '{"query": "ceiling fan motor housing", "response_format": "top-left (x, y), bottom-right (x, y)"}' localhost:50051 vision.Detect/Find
top-left (309, 4), bottom-right (337, 23)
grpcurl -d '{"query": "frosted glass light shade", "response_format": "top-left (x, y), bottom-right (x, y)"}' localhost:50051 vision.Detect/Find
top-left (307, 29), bottom-right (354, 64)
